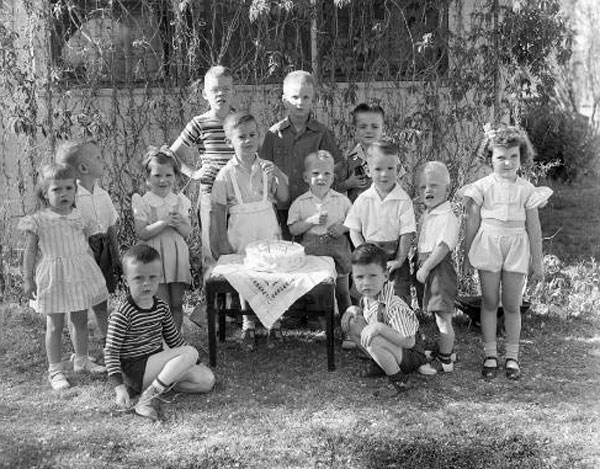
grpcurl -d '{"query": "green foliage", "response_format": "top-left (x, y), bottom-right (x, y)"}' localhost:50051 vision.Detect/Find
top-left (525, 103), bottom-right (600, 180)
top-left (0, 0), bottom-right (578, 298)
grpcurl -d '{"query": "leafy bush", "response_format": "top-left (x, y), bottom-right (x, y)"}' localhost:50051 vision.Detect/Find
top-left (524, 105), bottom-right (600, 180)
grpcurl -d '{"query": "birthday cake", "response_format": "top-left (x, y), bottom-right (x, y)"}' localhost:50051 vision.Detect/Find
top-left (244, 240), bottom-right (305, 272)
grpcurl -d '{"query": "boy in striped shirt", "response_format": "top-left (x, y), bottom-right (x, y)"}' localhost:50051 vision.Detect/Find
top-left (341, 243), bottom-right (426, 397)
top-left (105, 245), bottom-right (215, 421)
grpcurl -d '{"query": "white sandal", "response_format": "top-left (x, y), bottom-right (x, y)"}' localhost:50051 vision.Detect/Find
top-left (48, 372), bottom-right (70, 391)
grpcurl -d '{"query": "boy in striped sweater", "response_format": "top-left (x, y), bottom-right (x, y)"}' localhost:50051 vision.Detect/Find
top-left (105, 245), bottom-right (215, 421)
top-left (341, 244), bottom-right (426, 397)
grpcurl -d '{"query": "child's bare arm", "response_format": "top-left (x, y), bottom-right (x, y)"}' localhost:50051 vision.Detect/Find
top-left (265, 162), bottom-right (289, 204)
top-left (22, 231), bottom-right (38, 299)
top-left (171, 141), bottom-right (202, 180)
top-left (349, 229), bottom-right (365, 248)
top-left (525, 207), bottom-right (543, 281)
top-left (416, 241), bottom-right (451, 283)
top-left (361, 322), bottom-right (415, 349)
top-left (134, 217), bottom-right (170, 241)
top-left (169, 212), bottom-right (193, 238)
top-left (463, 198), bottom-right (481, 270)
top-left (210, 202), bottom-right (233, 258)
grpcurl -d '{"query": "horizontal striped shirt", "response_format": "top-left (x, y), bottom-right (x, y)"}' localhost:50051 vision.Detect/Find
top-left (172, 111), bottom-right (235, 195)
top-left (104, 296), bottom-right (186, 387)
top-left (361, 282), bottom-right (419, 338)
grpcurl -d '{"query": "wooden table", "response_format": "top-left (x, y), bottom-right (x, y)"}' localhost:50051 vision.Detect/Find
top-left (205, 276), bottom-right (336, 371)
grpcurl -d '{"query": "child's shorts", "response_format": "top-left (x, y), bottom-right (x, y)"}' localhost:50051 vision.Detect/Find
top-left (302, 233), bottom-right (352, 275)
top-left (400, 348), bottom-right (428, 374)
top-left (419, 252), bottom-right (457, 313)
top-left (89, 233), bottom-right (118, 293)
top-left (120, 349), bottom-right (161, 395)
top-left (469, 222), bottom-right (530, 274)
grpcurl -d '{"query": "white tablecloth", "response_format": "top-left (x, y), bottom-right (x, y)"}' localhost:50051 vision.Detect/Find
top-left (209, 254), bottom-right (336, 329)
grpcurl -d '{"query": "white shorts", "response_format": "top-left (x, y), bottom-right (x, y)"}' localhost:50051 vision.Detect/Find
top-left (469, 221), bottom-right (530, 274)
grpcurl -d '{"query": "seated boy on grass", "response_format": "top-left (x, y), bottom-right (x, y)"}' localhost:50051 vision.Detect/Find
top-left (105, 244), bottom-right (215, 421)
top-left (341, 243), bottom-right (426, 397)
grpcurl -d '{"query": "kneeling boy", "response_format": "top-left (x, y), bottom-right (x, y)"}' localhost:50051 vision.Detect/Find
top-left (105, 245), bottom-right (215, 421)
top-left (341, 244), bottom-right (426, 396)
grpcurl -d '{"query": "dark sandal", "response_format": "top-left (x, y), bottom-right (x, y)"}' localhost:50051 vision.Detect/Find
top-left (481, 357), bottom-right (498, 379)
top-left (505, 359), bottom-right (521, 380)
top-left (358, 361), bottom-right (386, 378)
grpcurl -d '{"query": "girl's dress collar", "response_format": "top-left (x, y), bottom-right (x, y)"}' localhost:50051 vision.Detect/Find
top-left (145, 191), bottom-right (177, 207)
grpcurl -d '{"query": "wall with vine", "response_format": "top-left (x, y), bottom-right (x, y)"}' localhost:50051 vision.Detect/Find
top-left (0, 0), bottom-right (571, 296)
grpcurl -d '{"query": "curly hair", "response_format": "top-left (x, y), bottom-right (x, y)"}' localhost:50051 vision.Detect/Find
top-left (35, 163), bottom-right (78, 208)
top-left (476, 123), bottom-right (536, 166)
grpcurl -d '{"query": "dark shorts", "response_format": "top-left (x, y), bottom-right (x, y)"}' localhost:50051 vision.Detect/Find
top-left (420, 253), bottom-right (457, 313)
top-left (367, 240), bottom-right (411, 305)
top-left (89, 233), bottom-right (118, 293)
top-left (400, 347), bottom-right (427, 374)
top-left (121, 349), bottom-right (161, 395)
top-left (302, 233), bottom-right (352, 275)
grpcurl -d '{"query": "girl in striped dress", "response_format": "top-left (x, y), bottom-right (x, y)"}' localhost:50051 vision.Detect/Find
top-left (19, 164), bottom-right (108, 391)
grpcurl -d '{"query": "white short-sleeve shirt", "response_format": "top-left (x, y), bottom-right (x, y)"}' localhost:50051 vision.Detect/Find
top-left (418, 201), bottom-right (460, 254)
top-left (344, 184), bottom-right (416, 242)
top-left (76, 182), bottom-right (118, 233)
top-left (288, 190), bottom-right (352, 236)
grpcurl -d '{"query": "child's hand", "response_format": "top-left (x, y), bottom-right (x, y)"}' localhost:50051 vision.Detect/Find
top-left (345, 173), bottom-right (367, 189)
top-left (387, 259), bottom-right (403, 275)
top-left (260, 160), bottom-right (275, 179)
top-left (360, 323), bottom-right (381, 348)
top-left (115, 384), bottom-right (131, 409)
top-left (167, 212), bottom-right (184, 227)
top-left (23, 278), bottom-right (36, 300)
top-left (416, 266), bottom-right (429, 283)
top-left (306, 212), bottom-right (328, 225)
top-left (326, 223), bottom-right (346, 238)
top-left (341, 305), bottom-right (361, 333)
top-left (529, 261), bottom-right (544, 289)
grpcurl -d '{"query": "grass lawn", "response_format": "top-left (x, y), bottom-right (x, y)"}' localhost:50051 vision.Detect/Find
top-left (1, 181), bottom-right (599, 469)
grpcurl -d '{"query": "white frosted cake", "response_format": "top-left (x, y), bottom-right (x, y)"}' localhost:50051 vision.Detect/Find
top-left (244, 240), bottom-right (305, 272)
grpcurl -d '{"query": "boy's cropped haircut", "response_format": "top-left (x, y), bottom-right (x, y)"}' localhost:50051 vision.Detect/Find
top-left (143, 145), bottom-right (181, 176)
top-left (122, 244), bottom-right (161, 270)
top-left (55, 138), bottom-right (98, 167)
top-left (351, 243), bottom-right (388, 271)
top-left (351, 103), bottom-right (385, 125)
top-left (304, 149), bottom-right (334, 170)
top-left (204, 65), bottom-right (233, 84)
top-left (477, 123), bottom-right (536, 166)
top-left (283, 70), bottom-right (316, 91)
top-left (223, 111), bottom-right (258, 138)
top-left (367, 137), bottom-right (399, 159)
top-left (420, 161), bottom-right (451, 186)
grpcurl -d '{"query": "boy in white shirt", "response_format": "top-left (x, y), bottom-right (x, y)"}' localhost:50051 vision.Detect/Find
top-left (344, 139), bottom-right (416, 306)
top-left (414, 162), bottom-right (460, 374)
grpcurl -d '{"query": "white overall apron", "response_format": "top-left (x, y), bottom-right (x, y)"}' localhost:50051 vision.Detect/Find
top-left (227, 166), bottom-right (281, 253)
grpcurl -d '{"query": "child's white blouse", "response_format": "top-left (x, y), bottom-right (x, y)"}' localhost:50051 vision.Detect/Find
top-left (462, 173), bottom-right (552, 222)
top-left (132, 192), bottom-right (191, 223)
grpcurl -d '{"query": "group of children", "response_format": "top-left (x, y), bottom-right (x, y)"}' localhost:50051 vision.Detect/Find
top-left (19, 65), bottom-right (552, 417)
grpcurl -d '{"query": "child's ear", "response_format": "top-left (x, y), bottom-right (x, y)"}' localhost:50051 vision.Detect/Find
top-left (78, 162), bottom-right (88, 174)
top-left (224, 136), bottom-right (233, 148)
top-left (365, 165), bottom-right (372, 178)
top-left (302, 171), bottom-right (310, 184)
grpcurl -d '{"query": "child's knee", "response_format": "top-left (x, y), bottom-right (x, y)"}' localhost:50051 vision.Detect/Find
top-left (341, 306), bottom-right (361, 333)
top-left (434, 311), bottom-right (454, 334)
top-left (181, 345), bottom-right (199, 366)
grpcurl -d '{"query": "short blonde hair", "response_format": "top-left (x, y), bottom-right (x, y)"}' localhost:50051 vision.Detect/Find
top-left (367, 137), bottom-right (400, 163)
top-left (223, 111), bottom-right (259, 139)
top-left (283, 70), bottom-right (315, 93)
top-left (304, 150), bottom-right (334, 171)
top-left (420, 161), bottom-right (451, 186)
top-left (204, 65), bottom-right (233, 86)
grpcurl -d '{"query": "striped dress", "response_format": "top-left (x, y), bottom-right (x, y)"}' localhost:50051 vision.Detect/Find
top-left (173, 111), bottom-right (235, 196)
top-left (18, 208), bottom-right (108, 313)
top-left (361, 282), bottom-right (419, 338)
top-left (104, 296), bottom-right (186, 387)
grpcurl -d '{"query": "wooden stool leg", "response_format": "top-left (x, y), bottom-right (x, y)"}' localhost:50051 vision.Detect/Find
top-left (207, 287), bottom-right (217, 368)
top-left (217, 293), bottom-right (227, 342)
